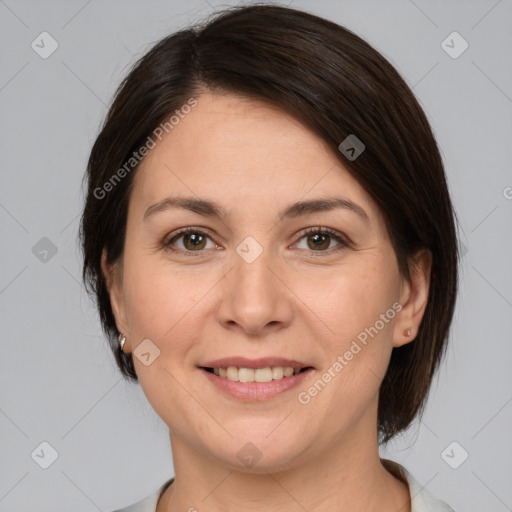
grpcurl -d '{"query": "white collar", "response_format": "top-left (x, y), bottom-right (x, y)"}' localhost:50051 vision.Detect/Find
top-left (381, 459), bottom-right (455, 511)
top-left (115, 460), bottom-right (455, 512)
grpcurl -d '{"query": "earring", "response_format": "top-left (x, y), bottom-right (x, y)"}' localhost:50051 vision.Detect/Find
top-left (403, 328), bottom-right (413, 337)
top-left (118, 332), bottom-right (127, 353)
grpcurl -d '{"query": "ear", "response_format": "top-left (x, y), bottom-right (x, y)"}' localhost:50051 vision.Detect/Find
top-left (101, 249), bottom-right (130, 349)
top-left (393, 248), bottom-right (432, 348)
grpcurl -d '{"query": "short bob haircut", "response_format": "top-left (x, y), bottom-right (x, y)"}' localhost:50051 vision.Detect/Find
top-left (80, 4), bottom-right (459, 444)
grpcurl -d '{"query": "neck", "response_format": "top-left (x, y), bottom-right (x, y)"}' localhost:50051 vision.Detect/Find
top-left (157, 418), bottom-right (410, 512)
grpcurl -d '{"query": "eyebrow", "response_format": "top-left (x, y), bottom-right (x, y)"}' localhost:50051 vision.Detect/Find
top-left (143, 196), bottom-right (370, 223)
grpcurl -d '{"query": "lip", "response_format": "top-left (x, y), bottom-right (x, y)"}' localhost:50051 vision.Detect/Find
top-left (199, 357), bottom-right (314, 401)
top-left (199, 366), bottom-right (314, 401)
top-left (200, 356), bottom-right (310, 370)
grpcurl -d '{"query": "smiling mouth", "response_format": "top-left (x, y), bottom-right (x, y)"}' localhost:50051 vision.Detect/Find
top-left (201, 366), bottom-right (313, 383)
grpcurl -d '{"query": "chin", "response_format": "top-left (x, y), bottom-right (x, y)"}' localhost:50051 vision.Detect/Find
top-left (209, 428), bottom-right (314, 474)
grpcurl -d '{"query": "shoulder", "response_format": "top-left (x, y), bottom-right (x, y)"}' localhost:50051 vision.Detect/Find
top-left (112, 478), bottom-right (174, 512)
top-left (381, 459), bottom-right (455, 512)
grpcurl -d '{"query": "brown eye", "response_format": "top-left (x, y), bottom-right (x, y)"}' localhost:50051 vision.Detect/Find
top-left (181, 232), bottom-right (207, 250)
top-left (294, 227), bottom-right (349, 255)
top-left (163, 228), bottom-right (217, 254)
top-left (306, 232), bottom-right (331, 251)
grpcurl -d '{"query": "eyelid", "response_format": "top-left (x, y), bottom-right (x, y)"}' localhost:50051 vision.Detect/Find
top-left (162, 226), bottom-right (351, 255)
top-left (292, 226), bottom-right (350, 252)
top-left (161, 226), bottom-right (220, 252)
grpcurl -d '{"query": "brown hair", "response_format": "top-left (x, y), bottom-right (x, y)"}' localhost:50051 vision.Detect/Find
top-left (80, 3), bottom-right (459, 443)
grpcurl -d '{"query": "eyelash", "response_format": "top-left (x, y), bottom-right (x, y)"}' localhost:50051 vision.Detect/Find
top-left (161, 226), bottom-right (350, 257)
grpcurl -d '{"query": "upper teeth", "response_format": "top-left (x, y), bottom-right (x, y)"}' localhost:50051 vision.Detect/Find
top-left (212, 366), bottom-right (300, 382)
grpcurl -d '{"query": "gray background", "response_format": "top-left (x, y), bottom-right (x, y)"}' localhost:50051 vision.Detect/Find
top-left (0, 0), bottom-right (511, 510)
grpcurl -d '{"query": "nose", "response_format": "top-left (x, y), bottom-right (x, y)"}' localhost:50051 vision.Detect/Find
top-left (216, 244), bottom-right (294, 336)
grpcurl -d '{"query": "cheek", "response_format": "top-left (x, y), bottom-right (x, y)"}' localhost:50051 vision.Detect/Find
top-left (294, 272), bottom-right (398, 418)
top-left (297, 258), bottom-right (398, 339)
top-left (121, 256), bottom-right (211, 411)
top-left (122, 253), bottom-right (214, 347)
top-left (296, 259), bottom-right (399, 392)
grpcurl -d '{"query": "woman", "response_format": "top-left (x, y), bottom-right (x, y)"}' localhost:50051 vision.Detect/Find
top-left (80, 4), bottom-right (459, 511)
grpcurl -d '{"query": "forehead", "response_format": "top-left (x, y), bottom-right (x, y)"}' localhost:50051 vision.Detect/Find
top-left (131, 92), bottom-right (380, 223)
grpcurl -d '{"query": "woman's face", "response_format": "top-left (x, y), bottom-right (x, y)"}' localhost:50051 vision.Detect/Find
top-left (105, 91), bottom-right (427, 471)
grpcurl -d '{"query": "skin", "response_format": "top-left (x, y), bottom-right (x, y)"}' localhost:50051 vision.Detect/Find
top-left (102, 91), bottom-right (431, 512)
